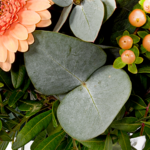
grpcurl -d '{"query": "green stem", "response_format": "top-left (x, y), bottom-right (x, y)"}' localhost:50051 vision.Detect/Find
top-left (72, 139), bottom-right (79, 150)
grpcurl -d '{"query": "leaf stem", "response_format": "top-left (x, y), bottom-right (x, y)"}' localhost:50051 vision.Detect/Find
top-left (133, 27), bottom-right (139, 35)
top-left (72, 139), bottom-right (78, 150)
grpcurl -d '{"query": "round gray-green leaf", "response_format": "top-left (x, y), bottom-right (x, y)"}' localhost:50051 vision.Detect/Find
top-left (102, 0), bottom-right (116, 22)
top-left (57, 66), bottom-right (132, 141)
top-left (24, 31), bottom-right (106, 95)
top-left (69, 0), bottom-right (104, 42)
top-left (53, 0), bottom-right (72, 7)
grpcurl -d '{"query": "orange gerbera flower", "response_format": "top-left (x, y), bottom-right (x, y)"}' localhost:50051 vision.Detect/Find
top-left (0, 0), bottom-right (54, 71)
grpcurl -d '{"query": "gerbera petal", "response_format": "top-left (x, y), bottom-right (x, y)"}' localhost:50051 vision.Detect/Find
top-left (0, 39), bottom-right (7, 62)
top-left (27, 33), bottom-right (34, 45)
top-left (0, 62), bottom-right (11, 72)
top-left (18, 40), bottom-right (29, 52)
top-left (36, 10), bottom-right (51, 20)
top-left (18, 10), bottom-right (41, 25)
top-left (2, 32), bottom-right (18, 52)
top-left (23, 24), bottom-right (36, 33)
top-left (36, 20), bottom-right (52, 27)
top-left (9, 23), bottom-right (28, 40)
top-left (6, 51), bottom-right (15, 64)
top-left (25, 0), bottom-right (50, 11)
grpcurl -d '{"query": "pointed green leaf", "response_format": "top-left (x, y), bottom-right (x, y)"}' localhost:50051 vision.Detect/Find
top-left (138, 65), bottom-right (150, 73)
top-left (112, 143), bottom-right (122, 150)
top-left (53, 0), bottom-right (72, 7)
top-left (131, 46), bottom-right (139, 57)
top-left (56, 140), bottom-right (68, 150)
top-left (0, 120), bottom-right (2, 131)
top-left (135, 110), bottom-right (145, 119)
top-left (53, 4), bottom-right (73, 32)
top-left (34, 130), bottom-right (66, 150)
top-left (31, 130), bottom-right (47, 150)
top-left (142, 15), bottom-right (150, 29)
top-left (0, 130), bottom-right (12, 141)
top-left (12, 110), bottom-right (52, 149)
top-left (69, 0), bottom-right (104, 42)
top-left (11, 65), bottom-right (26, 89)
top-left (24, 31), bottom-right (106, 95)
top-left (79, 136), bottom-right (105, 150)
top-left (128, 64), bottom-right (137, 74)
top-left (118, 130), bottom-right (131, 150)
top-left (135, 57), bottom-right (143, 64)
top-left (64, 137), bottom-right (73, 150)
top-left (137, 31), bottom-right (148, 39)
top-left (52, 100), bottom-right (60, 128)
top-left (111, 117), bottom-right (141, 132)
top-left (130, 34), bottom-right (140, 44)
top-left (119, 49), bottom-right (125, 55)
top-left (104, 134), bottom-right (112, 150)
top-left (0, 83), bottom-right (4, 88)
top-left (113, 57), bottom-right (126, 69)
top-left (140, 44), bottom-right (147, 53)
top-left (101, 0), bottom-right (116, 22)
top-left (8, 90), bottom-right (24, 107)
top-left (57, 66), bottom-right (131, 140)
top-left (123, 30), bottom-right (130, 36)
top-left (145, 51), bottom-right (150, 60)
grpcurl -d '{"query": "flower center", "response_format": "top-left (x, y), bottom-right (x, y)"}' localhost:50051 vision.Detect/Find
top-left (0, 0), bottom-right (26, 35)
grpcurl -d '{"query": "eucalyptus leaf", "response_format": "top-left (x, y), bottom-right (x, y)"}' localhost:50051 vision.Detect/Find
top-left (57, 66), bottom-right (131, 141)
top-left (69, 0), bottom-right (104, 42)
top-left (53, 0), bottom-right (72, 7)
top-left (24, 31), bottom-right (106, 95)
top-left (53, 4), bottom-right (73, 32)
top-left (12, 110), bottom-right (52, 149)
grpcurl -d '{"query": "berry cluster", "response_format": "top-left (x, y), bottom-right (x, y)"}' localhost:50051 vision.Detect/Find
top-left (113, 0), bottom-right (150, 74)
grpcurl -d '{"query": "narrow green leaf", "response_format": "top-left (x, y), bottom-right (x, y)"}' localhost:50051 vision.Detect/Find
top-left (56, 140), bottom-right (68, 150)
top-left (111, 117), bottom-right (141, 132)
top-left (135, 110), bottom-right (145, 119)
top-left (6, 106), bottom-right (24, 117)
top-left (128, 64), bottom-right (137, 74)
top-left (0, 120), bottom-right (2, 131)
top-left (52, 100), bottom-right (60, 127)
top-left (130, 34), bottom-right (140, 44)
top-left (113, 57), bottom-right (126, 69)
top-left (112, 143), bottom-right (122, 150)
top-left (22, 78), bottom-right (31, 92)
top-left (53, 4), bottom-right (73, 32)
top-left (34, 130), bottom-right (66, 150)
top-left (64, 137), bottom-right (73, 150)
top-left (18, 100), bottom-right (42, 117)
top-left (79, 136), bottom-right (105, 150)
top-left (0, 130), bottom-right (12, 141)
top-left (12, 110), bottom-right (52, 149)
top-left (135, 57), bottom-right (143, 64)
top-left (31, 130), bottom-right (47, 150)
top-left (104, 134), bottom-right (112, 150)
top-left (8, 90), bottom-right (24, 107)
top-left (118, 130), bottom-right (131, 150)
top-left (137, 31), bottom-right (148, 39)
top-left (11, 65), bottom-right (26, 89)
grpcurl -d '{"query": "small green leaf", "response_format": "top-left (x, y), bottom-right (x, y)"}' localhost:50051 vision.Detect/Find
top-left (113, 57), bottom-right (126, 69)
top-left (116, 35), bottom-right (122, 45)
top-left (142, 15), bottom-right (150, 29)
top-left (12, 110), bottom-right (52, 149)
top-left (137, 31), bottom-right (148, 39)
top-left (64, 137), bottom-right (73, 150)
top-left (128, 63), bottom-right (137, 74)
top-left (11, 65), bottom-right (26, 89)
top-left (0, 83), bottom-right (4, 88)
top-left (135, 57), bottom-right (143, 64)
top-left (119, 49), bottom-right (125, 55)
top-left (130, 34), bottom-right (140, 44)
top-left (79, 136), bottom-right (105, 150)
top-left (138, 65), bottom-right (150, 73)
top-left (139, 0), bottom-right (145, 7)
top-left (52, 100), bottom-right (60, 128)
top-left (111, 117), bottom-right (141, 132)
top-left (104, 134), bottom-right (112, 150)
top-left (0, 130), bottom-right (12, 141)
top-left (31, 130), bottom-right (47, 150)
top-left (145, 51), bottom-right (150, 60)
top-left (118, 130), bottom-right (131, 150)
top-left (130, 46), bottom-right (139, 57)
top-left (0, 120), bottom-right (2, 131)
top-left (135, 110), bottom-right (145, 119)
top-left (8, 90), bottom-right (24, 107)
top-left (56, 140), bottom-right (68, 150)
top-left (123, 30), bottom-right (130, 36)
top-left (34, 130), bottom-right (66, 150)
top-left (133, 3), bottom-right (143, 9)
top-left (140, 44), bottom-right (147, 53)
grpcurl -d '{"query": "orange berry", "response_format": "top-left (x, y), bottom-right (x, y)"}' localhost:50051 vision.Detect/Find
top-left (143, 0), bottom-right (150, 13)
top-left (128, 9), bottom-right (146, 27)
top-left (121, 50), bottom-right (136, 64)
top-left (143, 34), bottom-right (150, 51)
top-left (119, 35), bottom-right (133, 49)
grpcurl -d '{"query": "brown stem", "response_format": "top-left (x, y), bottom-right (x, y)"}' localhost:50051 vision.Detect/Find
top-left (140, 102), bottom-right (150, 136)
top-left (133, 27), bottom-right (139, 35)
top-left (72, 139), bottom-right (78, 150)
